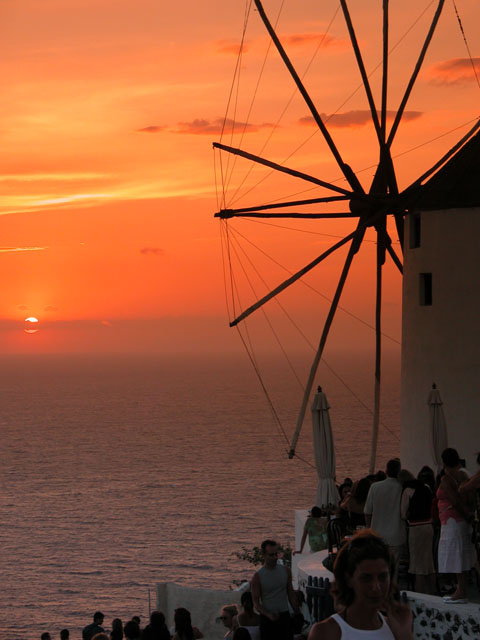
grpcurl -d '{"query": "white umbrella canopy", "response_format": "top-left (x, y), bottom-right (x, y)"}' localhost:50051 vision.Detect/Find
top-left (428, 383), bottom-right (448, 473)
top-left (311, 386), bottom-right (338, 507)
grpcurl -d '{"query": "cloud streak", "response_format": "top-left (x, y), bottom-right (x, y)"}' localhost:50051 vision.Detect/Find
top-left (137, 125), bottom-right (166, 133)
top-left (427, 57), bottom-right (480, 85)
top-left (299, 109), bottom-right (423, 128)
top-left (0, 246), bottom-right (48, 253)
top-left (281, 32), bottom-right (348, 50)
top-left (215, 39), bottom-right (251, 55)
top-left (173, 117), bottom-right (273, 135)
top-left (140, 247), bottom-right (164, 256)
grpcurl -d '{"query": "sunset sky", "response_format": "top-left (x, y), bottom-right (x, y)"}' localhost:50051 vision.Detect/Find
top-left (0, 0), bottom-right (478, 354)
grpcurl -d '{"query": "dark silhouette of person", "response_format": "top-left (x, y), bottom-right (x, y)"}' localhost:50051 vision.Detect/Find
top-left (83, 612), bottom-right (105, 640)
top-left (141, 611), bottom-right (171, 640)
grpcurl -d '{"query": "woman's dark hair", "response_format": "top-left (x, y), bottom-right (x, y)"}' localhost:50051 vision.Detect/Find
top-left (418, 466), bottom-right (435, 492)
top-left (476, 452), bottom-right (480, 466)
top-left (174, 608), bottom-right (194, 640)
top-left (149, 610), bottom-right (166, 628)
top-left (441, 447), bottom-right (460, 468)
top-left (123, 621), bottom-right (140, 640)
top-left (352, 477), bottom-right (371, 503)
top-left (241, 591), bottom-right (253, 609)
top-left (310, 506), bottom-right (322, 518)
top-left (332, 529), bottom-right (395, 607)
top-left (338, 483), bottom-right (351, 499)
top-left (111, 618), bottom-right (123, 640)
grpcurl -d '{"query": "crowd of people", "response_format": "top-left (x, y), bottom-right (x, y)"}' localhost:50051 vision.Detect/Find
top-left (296, 448), bottom-right (480, 601)
top-left (39, 447), bottom-right (480, 640)
top-left (41, 608), bottom-right (203, 640)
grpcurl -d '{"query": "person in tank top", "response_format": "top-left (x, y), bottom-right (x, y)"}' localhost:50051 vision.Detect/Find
top-left (308, 530), bottom-right (413, 640)
top-left (232, 591), bottom-right (260, 640)
top-left (251, 539), bottom-right (299, 640)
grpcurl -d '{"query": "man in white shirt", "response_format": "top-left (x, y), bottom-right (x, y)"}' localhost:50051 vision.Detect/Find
top-left (364, 458), bottom-right (406, 579)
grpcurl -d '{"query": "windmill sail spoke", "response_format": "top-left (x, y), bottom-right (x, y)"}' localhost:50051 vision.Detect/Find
top-left (253, 0), bottom-right (365, 194)
top-left (229, 231), bottom-right (357, 327)
top-left (216, 211), bottom-right (358, 220)
top-left (340, 0), bottom-right (383, 146)
top-left (386, 239), bottom-right (404, 274)
top-left (369, 240), bottom-right (384, 473)
top-left (394, 213), bottom-right (404, 253)
top-left (289, 222), bottom-right (366, 457)
top-left (387, 0), bottom-right (445, 148)
top-left (381, 0), bottom-right (389, 142)
top-left (213, 141), bottom-right (361, 198)
top-left (214, 195), bottom-right (350, 217)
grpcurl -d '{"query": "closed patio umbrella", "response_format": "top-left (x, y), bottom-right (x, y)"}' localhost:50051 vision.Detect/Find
top-left (428, 383), bottom-right (448, 473)
top-left (311, 386), bottom-right (338, 507)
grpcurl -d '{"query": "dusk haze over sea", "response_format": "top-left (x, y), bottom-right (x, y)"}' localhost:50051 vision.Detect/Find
top-left (1, 0), bottom-right (479, 638)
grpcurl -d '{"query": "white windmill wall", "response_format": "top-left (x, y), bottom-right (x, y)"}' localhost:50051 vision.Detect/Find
top-left (400, 207), bottom-right (480, 474)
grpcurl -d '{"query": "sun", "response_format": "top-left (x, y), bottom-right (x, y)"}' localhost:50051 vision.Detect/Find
top-left (24, 316), bottom-right (39, 334)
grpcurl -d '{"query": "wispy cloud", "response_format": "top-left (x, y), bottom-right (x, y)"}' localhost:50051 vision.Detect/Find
top-left (140, 247), bottom-right (164, 256)
top-left (173, 117), bottom-right (273, 135)
top-left (427, 57), bottom-right (480, 85)
top-left (44, 305), bottom-right (58, 311)
top-left (0, 172), bottom-right (111, 183)
top-left (215, 39), bottom-right (251, 55)
top-left (137, 125), bottom-right (166, 133)
top-left (281, 32), bottom-right (348, 50)
top-left (299, 109), bottom-right (423, 128)
top-left (0, 246), bottom-right (48, 253)
top-left (31, 193), bottom-right (111, 206)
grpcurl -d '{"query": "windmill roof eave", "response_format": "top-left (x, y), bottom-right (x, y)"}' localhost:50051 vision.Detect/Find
top-left (413, 129), bottom-right (480, 211)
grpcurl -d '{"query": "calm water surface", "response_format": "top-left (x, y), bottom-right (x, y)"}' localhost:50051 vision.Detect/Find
top-left (0, 352), bottom-right (400, 639)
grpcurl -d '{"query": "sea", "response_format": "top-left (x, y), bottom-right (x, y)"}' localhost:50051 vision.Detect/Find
top-left (1, 351), bottom-right (401, 639)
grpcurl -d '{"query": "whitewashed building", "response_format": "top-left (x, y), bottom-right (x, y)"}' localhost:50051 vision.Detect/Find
top-left (401, 132), bottom-right (480, 474)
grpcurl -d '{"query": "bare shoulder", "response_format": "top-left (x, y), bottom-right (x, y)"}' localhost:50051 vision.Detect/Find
top-left (308, 617), bottom-right (341, 640)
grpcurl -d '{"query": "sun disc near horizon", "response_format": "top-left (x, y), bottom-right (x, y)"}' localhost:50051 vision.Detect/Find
top-left (24, 316), bottom-right (39, 334)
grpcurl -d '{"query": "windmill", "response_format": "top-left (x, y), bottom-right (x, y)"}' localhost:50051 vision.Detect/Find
top-left (213, 0), bottom-right (480, 473)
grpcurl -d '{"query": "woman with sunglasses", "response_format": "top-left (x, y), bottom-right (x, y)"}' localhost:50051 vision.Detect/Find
top-left (219, 605), bottom-right (239, 640)
top-left (308, 530), bottom-right (413, 640)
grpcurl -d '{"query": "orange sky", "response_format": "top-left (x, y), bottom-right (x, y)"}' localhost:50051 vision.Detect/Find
top-left (0, 0), bottom-right (478, 353)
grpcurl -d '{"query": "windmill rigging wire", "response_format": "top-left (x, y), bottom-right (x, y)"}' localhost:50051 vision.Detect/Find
top-left (214, 1), bottom-right (457, 465)
top-left (235, 325), bottom-right (294, 450)
top-left (224, 223), bottom-right (353, 466)
top-left (226, 4), bottom-right (342, 208)
top-left (221, 111), bottom-right (478, 217)
top-left (225, 224), bottom-right (400, 444)
top-left (224, 223), bottom-right (264, 376)
top-left (214, 148), bottom-right (220, 212)
top-left (451, 0), bottom-right (480, 90)
top-left (240, 216), bottom-right (393, 245)
top-left (223, 2), bottom-right (286, 197)
top-left (220, 221), bottom-right (236, 321)
top-left (220, 0), bottom-right (253, 198)
top-left (223, 0), bottom-right (443, 209)
top-left (224, 221), bottom-right (238, 319)
top-left (228, 222), bottom-right (401, 346)
top-left (227, 227), bottom-right (306, 389)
